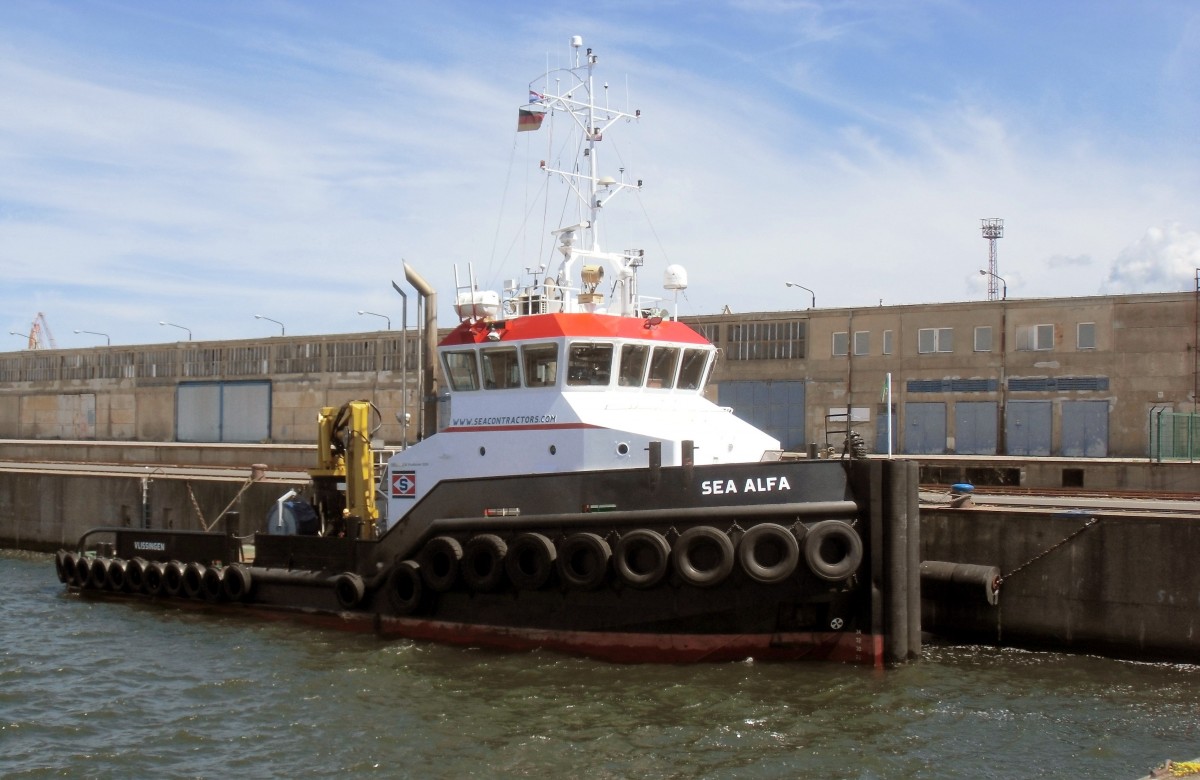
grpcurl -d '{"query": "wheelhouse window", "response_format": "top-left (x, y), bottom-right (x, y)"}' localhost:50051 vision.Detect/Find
top-left (522, 343), bottom-right (559, 387)
top-left (481, 347), bottom-right (521, 389)
top-left (443, 350), bottom-right (480, 391)
top-left (646, 347), bottom-right (680, 388)
top-left (677, 348), bottom-right (710, 391)
top-left (566, 343), bottom-right (613, 387)
top-left (618, 344), bottom-right (649, 387)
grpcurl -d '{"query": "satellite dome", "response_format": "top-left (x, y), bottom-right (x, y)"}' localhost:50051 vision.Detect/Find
top-left (663, 264), bottom-right (688, 291)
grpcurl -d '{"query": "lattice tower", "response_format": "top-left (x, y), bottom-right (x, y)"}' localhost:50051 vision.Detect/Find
top-left (981, 218), bottom-right (1004, 301)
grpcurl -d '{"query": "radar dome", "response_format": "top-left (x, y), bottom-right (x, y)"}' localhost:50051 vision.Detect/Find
top-left (663, 264), bottom-right (688, 291)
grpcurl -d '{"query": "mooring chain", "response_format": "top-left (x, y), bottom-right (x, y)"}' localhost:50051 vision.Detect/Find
top-left (998, 517), bottom-right (1099, 587)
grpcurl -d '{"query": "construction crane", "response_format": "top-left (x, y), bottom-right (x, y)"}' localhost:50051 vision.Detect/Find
top-left (18, 313), bottom-right (58, 350)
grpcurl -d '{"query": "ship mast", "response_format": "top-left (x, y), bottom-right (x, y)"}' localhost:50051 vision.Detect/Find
top-left (531, 36), bottom-right (643, 315)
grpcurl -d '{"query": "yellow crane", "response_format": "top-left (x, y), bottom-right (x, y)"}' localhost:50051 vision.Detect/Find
top-left (310, 401), bottom-right (381, 539)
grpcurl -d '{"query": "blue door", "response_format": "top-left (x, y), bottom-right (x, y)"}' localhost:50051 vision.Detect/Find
top-left (717, 380), bottom-right (806, 450)
top-left (955, 401), bottom-right (998, 455)
top-left (904, 402), bottom-right (946, 454)
top-left (1062, 400), bottom-right (1108, 457)
top-left (1006, 401), bottom-right (1051, 456)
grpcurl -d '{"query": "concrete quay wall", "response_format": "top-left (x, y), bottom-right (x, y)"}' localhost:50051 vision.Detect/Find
top-left (1, 439), bottom-right (317, 471)
top-left (917, 454), bottom-right (1199, 494)
top-left (921, 507), bottom-right (1200, 662)
top-left (0, 469), bottom-right (307, 553)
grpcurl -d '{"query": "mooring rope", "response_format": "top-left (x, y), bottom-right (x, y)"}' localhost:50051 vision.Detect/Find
top-left (200, 476), bottom-right (258, 533)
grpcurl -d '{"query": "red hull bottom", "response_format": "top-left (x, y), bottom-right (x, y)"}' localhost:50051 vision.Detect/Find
top-left (74, 589), bottom-right (885, 666)
top-left (376, 615), bottom-right (886, 666)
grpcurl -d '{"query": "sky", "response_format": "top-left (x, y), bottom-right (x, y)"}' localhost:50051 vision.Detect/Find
top-left (3, 0), bottom-right (1200, 348)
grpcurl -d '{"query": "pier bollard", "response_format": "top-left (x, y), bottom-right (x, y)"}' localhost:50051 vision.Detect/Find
top-left (224, 511), bottom-right (241, 563)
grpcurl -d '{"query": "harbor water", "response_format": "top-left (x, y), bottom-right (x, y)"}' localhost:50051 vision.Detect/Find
top-left (2, 549), bottom-right (1197, 779)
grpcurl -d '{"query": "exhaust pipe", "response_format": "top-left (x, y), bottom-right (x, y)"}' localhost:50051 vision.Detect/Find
top-left (404, 261), bottom-right (438, 440)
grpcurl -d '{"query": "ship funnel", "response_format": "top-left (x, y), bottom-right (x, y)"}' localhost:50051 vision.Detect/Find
top-left (404, 262), bottom-right (439, 440)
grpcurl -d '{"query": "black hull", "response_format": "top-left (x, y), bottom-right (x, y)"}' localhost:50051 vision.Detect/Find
top-left (56, 458), bottom-right (920, 666)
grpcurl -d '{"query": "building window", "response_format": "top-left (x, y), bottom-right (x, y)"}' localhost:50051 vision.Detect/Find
top-left (691, 323), bottom-right (720, 345)
top-left (918, 327), bottom-right (953, 354)
top-left (974, 326), bottom-right (992, 352)
top-left (1016, 324), bottom-right (1055, 351)
top-left (727, 320), bottom-right (806, 361)
top-left (1078, 322), bottom-right (1096, 350)
top-left (832, 332), bottom-right (849, 357)
top-left (882, 330), bottom-right (893, 355)
top-left (853, 331), bottom-right (870, 356)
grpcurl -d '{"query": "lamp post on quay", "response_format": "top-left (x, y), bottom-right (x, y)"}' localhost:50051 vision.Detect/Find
top-left (254, 314), bottom-right (285, 336)
top-left (159, 321), bottom-right (192, 340)
top-left (978, 269), bottom-right (1007, 300)
top-left (74, 329), bottom-right (110, 346)
top-left (784, 282), bottom-right (816, 309)
top-left (358, 310), bottom-right (391, 330)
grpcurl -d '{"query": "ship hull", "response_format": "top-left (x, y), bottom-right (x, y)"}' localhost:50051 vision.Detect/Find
top-left (56, 458), bottom-right (918, 666)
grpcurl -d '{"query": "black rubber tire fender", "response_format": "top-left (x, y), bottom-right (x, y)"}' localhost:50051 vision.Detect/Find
top-left (144, 561), bottom-right (167, 596)
top-left (334, 572), bottom-right (366, 610)
top-left (614, 529), bottom-right (671, 589)
top-left (418, 536), bottom-right (463, 593)
top-left (164, 561), bottom-right (186, 597)
top-left (201, 566), bottom-right (226, 601)
top-left (221, 563), bottom-right (253, 601)
top-left (673, 526), bottom-right (736, 588)
top-left (803, 520), bottom-right (864, 582)
top-left (90, 558), bottom-right (113, 590)
top-left (505, 532), bottom-right (557, 590)
top-left (738, 523), bottom-right (801, 584)
top-left (182, 562), bottom-right (207, 598)
top-left (107, 559), bottom-right (129, 592)
top-left (556, 533), bottom-right (611, 590)
top-left (387, 560), bottom-right (424, 616)
top-left (75, 555), bottom-right (94, 588)
top-left (64, 552), bottom-right (84, 586)
top-left (462, 534), bottom-right (508, 592)
top-left (54, 550), bottom-right (69, 584)
top-left (126, 557), bottom-right (148, 593)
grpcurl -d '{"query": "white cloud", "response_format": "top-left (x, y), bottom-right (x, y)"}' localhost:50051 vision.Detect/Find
top-left (3, 2), bottom-right (1200, 345)
top-left (1103, 223), bottom-right (1200, 294)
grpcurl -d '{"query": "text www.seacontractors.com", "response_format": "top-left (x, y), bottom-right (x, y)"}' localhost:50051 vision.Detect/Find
top-left (451, 415), bottom-right (558, 426)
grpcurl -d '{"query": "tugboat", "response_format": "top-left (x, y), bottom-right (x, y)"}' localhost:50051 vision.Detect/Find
top-left (54, 36), bottom-right (920, 666)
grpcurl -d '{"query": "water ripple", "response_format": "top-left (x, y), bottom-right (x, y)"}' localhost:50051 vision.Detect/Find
top-left (3, 550), bottom-right (1198, 779)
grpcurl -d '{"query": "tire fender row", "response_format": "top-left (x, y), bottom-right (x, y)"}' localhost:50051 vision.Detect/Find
top-left (56, 550), bottom-right (367, 610)
top-left (386, 520), bottom-right (864, 615)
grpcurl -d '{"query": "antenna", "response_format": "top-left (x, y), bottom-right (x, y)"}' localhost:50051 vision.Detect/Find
top-left (980, 218), bottom-right (1004, 301)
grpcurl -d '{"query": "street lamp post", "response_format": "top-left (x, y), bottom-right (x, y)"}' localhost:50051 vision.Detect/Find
top-left (74, 329), bottom-right (110, 346)
top-left (390, 281), bottom-right (410, 448)
top-left (978, 269), bottom-right (1007, 300)
top-left (159, 321), bottom-right (193, 340)
top-left (358, 310), bottom-right (391, 330)
top-left (254, 314), bottom-right (285, 336)
top-left (977, 269), bottom-right (1009, 453)
top-left (784, 282), bottom-right (816, 309)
